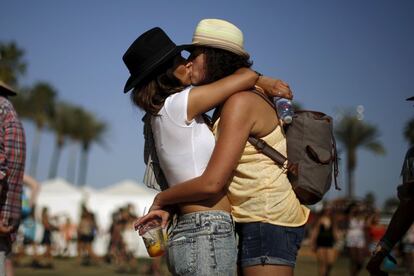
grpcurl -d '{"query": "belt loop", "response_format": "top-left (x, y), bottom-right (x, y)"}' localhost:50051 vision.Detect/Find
top-left (195, 213), bottom-right (201, 227)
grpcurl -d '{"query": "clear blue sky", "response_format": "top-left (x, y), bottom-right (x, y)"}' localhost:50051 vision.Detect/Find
top-left (1, 0), bottom-right (413, 207)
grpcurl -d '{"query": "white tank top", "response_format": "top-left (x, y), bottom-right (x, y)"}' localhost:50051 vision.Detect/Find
top-left (151, 86), bottom-right (215, 186)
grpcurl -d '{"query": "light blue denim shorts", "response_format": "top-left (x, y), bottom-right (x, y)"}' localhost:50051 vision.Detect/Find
top-left (167, 210), bottom-right (237, 276)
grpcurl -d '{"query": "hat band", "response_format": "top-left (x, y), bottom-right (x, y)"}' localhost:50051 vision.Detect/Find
top-left (192, 34), bottom-right (249, 57)
top-left (130, 44), bottom-right (177, 76)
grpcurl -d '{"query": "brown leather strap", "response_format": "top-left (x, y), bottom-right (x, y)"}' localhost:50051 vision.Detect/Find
top-left (331, 129), bottom-right (341, 191)
top-left (248, 136), bottom-right (287, 167)
top-left (247, 90), bottom-right (290, 169)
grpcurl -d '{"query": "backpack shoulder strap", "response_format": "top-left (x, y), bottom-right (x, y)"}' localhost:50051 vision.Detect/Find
top-left (247, 90), bottom-right (288, 168)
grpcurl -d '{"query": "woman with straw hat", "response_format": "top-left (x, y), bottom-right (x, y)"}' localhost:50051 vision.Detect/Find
top-left (137, 19), bottom-right (308, 276)
top-left (123, 25), bottom-right (290, 275)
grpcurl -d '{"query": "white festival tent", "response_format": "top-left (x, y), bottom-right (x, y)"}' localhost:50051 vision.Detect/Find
top-left (34, 178), bottom-right (158, 257)
top-left (91, 179), bottom-right (157, 228)
top-left (87, 180), bottom-right (158, 257)
top-left (36, 178), bottom-right (84, 223)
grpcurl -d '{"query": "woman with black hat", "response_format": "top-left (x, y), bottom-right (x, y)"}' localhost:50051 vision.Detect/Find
top-left (123, 26), bottom-right (290, 275)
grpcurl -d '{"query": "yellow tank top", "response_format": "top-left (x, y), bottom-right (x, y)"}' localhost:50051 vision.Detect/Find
top-left (213, 120), bottom-right (309, 227)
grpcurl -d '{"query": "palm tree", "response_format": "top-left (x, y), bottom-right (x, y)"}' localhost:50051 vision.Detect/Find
top-left (0, 41), bottom-right (26, 86)
top-left (73, 109), bottom-right (107, 186)
top-left (48, 102), bottom-right (78, 179)
top-left (27, 82), bottom-right (57, 177)
top-left (10, 87), bottom-right (31, 118)
top-left (66, 140), bottom-right (78, 184)
top-left (65, 107), bottom-right (85, 184)
top-left (335, 114), bottom-right (385, 198)
top-left (404, 117), bottom-right (414, 146)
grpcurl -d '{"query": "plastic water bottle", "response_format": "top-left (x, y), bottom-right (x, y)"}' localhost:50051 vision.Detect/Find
top-left (274, 98), bottom-right (294, 124)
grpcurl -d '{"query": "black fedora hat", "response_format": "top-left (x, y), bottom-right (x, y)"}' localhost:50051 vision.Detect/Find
top-left (407, 96), bottom-right (414, 101)
top-left (122, 27), bottom-right (191, 93)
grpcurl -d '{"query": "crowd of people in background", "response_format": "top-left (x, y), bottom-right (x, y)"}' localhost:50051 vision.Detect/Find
top-left (11, 201), bottom-right (165, 274)
top-left (3, 197), bottom-right (413, 275)
top-left (105, 204), bottom-right (138, 273)
top-left (307, 199), bottom-right (414, 276)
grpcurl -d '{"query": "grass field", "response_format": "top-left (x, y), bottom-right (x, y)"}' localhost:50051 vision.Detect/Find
top-left (14, 253), bottom-right (405, 276)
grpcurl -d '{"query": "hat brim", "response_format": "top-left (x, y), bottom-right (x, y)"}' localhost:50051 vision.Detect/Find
top-left (406, 96), bottom-right (414, 101)
top-left (0, 83), bottom-right (17, 96)
top-left (124, 44), bottom-right (193, 93)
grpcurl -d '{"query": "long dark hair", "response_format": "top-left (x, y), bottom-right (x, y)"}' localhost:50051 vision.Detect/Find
top-left (130, 57), bottom-right (186, 115)
top-left (196, 47), bottom-right (253, 85)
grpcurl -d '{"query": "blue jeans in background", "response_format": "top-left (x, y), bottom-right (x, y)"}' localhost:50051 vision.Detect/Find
top-left (167, 210), bottom-right (237, 276)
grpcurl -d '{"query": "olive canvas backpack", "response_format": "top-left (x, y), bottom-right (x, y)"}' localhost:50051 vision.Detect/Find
top-left (248, 90), bottom-right (340, 205)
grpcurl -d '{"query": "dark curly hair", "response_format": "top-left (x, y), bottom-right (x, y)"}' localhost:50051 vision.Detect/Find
top-left (195, 46), bottom-right (253, 85)
top-left (130, 58), bottom-right (186, 115)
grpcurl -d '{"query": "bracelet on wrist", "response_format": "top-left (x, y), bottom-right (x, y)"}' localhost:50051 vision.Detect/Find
top-left (254, 70), bottom-right (263, 77)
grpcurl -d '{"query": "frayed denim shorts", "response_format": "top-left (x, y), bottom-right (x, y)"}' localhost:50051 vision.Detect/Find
top-left (167, 210), bottom-right (237, 276)
top-left (235, 222), bottom-right (305, 268)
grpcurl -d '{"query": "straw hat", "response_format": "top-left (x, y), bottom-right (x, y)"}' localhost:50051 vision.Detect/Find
top-left (0, 80), bottom-right (17, 96)
top-left (192, 19), bottom-right (249, 58)
top-left (122, 27), bottom-right (192, 93)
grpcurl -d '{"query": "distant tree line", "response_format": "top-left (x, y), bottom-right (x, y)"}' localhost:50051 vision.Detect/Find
top-left (0, 41), bottom-right (106, 186)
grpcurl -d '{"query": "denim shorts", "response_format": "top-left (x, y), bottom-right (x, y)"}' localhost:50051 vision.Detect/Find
top-left (235, 222), bottom-right (305, 268)
top-left (167, 210), bottom-right (237, 276)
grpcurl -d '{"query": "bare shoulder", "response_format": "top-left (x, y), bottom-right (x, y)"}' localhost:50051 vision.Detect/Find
top-left (218, 91), bottom-right (257, 124)
top-left (222, 90), bottom-right (278, 137)
top-left (219, 91), bottom-right (261, 130)
top-left (222, 91), bottom-right (258, 110)
top-left (223, 90), bottom-right (273, 114)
